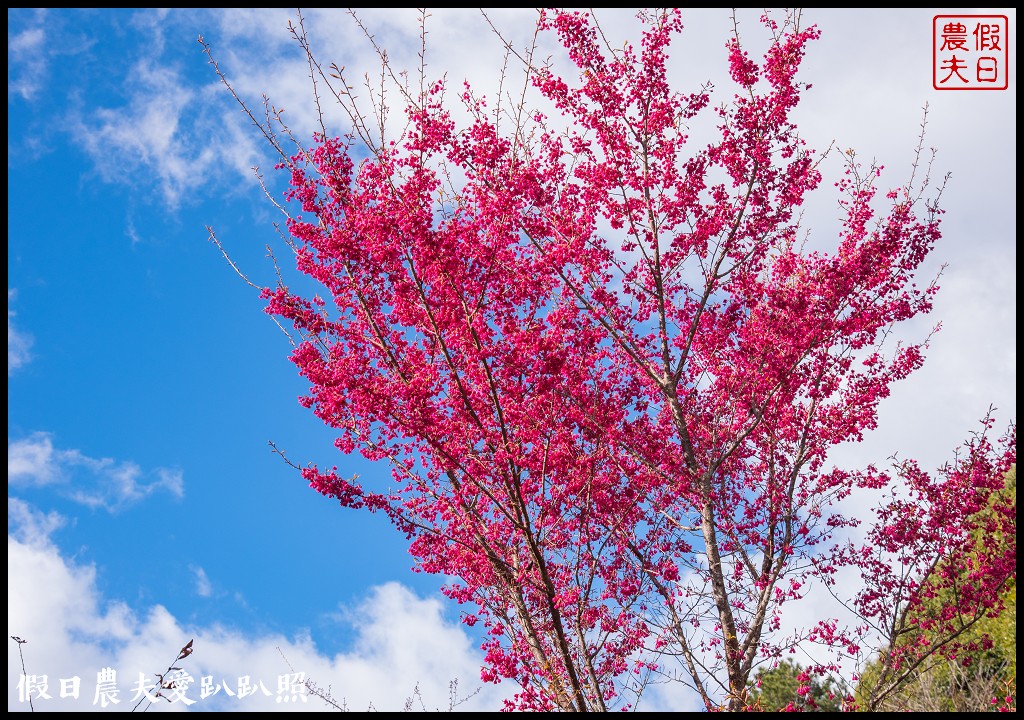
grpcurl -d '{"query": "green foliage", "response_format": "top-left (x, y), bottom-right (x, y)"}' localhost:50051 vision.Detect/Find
top-left (747, 659), bottom-right (843, 712)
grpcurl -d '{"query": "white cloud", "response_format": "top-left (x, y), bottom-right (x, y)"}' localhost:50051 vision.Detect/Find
top-left (7, 27), bottom-right (44, 54)
top-left (74, 59), bottom-right (209, 207)
top-left (191, 565), bottom-right (213, 598)
top-left (66, 8), bottom-right (557, 208)
top-left (6, 503), bottom-right (506, 712)
top-left (7, 10), bottom-right (47, 100)
top-left (71, 28), bottom-right (262, 208)
top-left (7, 289), bottom-right (33, 374)
top-left (7, 433), bottom-right (55, 484)
top-left (7, 433), bottom-right (184, 512)
top-left (7, 498), bottom-right (64, 546)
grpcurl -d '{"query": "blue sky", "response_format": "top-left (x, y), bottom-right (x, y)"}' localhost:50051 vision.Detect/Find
top-left (7, 8), bottom-right (1017, 712)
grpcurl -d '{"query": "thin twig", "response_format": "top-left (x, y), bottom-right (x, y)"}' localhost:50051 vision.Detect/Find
top-left (11, 636), bottom-right (34, 712)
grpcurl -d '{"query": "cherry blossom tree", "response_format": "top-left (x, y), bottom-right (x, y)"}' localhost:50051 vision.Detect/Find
top-left (205, 9), bottom-right (1016, 711)
top-left (850, 463), bottom-right (1016, 712)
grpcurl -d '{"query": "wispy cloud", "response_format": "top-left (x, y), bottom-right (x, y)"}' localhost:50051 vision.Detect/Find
top-left (74, 58), bottom-right (209, 207)
top-left (7, 497), bottom-right (65, 546)
top-left (191, 565), bottom-right (213, 598)
top-left (7, 503), bottom-right (507, 711)
top-left (7, 432), bottom-right (56, 483)
top-left (8, 289), bottom-right (33, 374)
top-left (71, 36), bottom-right (262, 208)
top-left (7, 432), bottom-right (184, 512)
top-left (7, 10), bottom-right (48, 100)
top-left (62, 8), bottom-right (548, 208)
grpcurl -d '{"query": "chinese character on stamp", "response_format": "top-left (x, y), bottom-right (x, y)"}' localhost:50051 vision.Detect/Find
top-left (933, 15), bottom-right (1009, 90)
